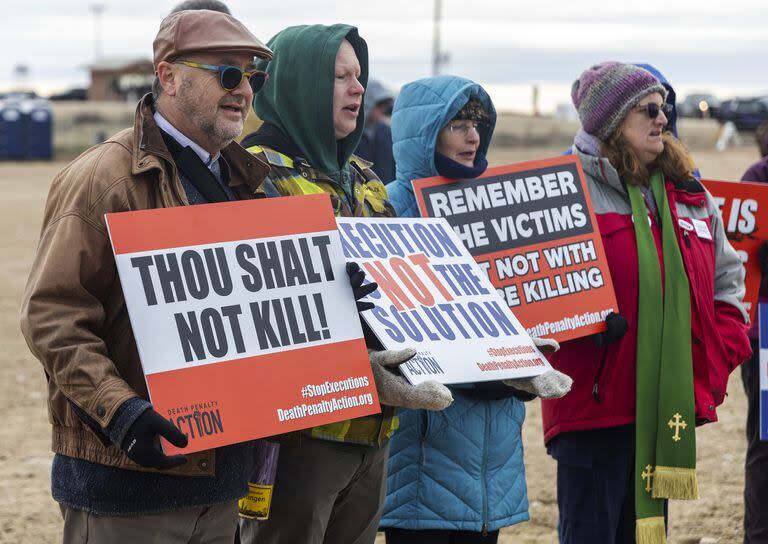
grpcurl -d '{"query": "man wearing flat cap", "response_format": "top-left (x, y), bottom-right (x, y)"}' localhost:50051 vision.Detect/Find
top-left (20, 9), bottom-right (272, 542)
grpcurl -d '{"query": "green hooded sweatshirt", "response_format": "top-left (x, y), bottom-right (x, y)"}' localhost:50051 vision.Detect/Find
top-left (253, 24), bottom-right (369, 195)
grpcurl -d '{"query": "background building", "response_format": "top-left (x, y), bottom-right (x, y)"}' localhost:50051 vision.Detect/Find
top-left (87, 58), bottom-right (153, 102)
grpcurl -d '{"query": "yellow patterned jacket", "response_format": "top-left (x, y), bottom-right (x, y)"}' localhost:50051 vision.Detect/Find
top-left (246, 143), bottom-right (399, 446)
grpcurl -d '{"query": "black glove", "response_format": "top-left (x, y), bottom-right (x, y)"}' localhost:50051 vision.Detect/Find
top-left (121, 409), bottom-right (188, 470)
top-left (593, 312), bottom-right (628, 347)
top-left (347, 262), bottom-right (378, 312)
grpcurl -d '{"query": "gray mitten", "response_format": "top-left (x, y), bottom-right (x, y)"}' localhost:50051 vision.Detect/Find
top-left (504, 369), bottom-right (573, 399)
top-left (503, 337), bottom-right (572, 399)
top-left (369, 348), bottom-right (453, 411)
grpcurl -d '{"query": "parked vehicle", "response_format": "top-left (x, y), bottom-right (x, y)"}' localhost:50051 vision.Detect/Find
top-left (679, 93), bottom-right (720, 118)
top-left (714, 97), bottom-right (768, 131)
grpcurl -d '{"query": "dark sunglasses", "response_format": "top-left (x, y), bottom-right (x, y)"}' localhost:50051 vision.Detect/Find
top-left (637, 102), bottom-right (674, 119)
top-left (175, 61), bottom-right (269, 93)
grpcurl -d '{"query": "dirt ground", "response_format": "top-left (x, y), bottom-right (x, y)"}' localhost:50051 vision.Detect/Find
top-left (0, 143), bottom-right (761, 543)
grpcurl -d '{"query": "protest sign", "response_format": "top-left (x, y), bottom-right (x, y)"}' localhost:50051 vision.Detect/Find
top-left (412, 155), bottom-right (617, 342)
top-left (703, 179), bottom-right (768, 322)
top-left (760, 303), bottom-right (768, 441)
top-left (106, 194), bottom-right (378, 454)
top-left (337, 217), bottom-right (551, 385)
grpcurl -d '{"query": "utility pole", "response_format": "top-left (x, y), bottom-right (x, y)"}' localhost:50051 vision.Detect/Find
top-left (13, 64), bottom-right (29, 92)
top-left (90, 4), bottom-right (105, 60)
top-left (432, 0), bottom-right (449, 76)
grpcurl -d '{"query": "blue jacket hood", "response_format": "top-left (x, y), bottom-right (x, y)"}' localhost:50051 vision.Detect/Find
top-left (387, 75), bottom-right (496, 217)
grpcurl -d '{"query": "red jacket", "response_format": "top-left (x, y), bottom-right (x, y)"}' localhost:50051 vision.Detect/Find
top-left (542, 151), bottom-right (751, 444)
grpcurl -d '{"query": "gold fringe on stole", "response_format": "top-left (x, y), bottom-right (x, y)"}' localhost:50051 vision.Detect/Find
top-left (636, 517), bottom-right (667, 544)
top-left (652, 466), bottom-right (699, 500)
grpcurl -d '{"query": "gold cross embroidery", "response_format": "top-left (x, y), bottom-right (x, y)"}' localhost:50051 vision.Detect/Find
top-left (667, 413), bottom-right (687, 442)
top-left (641, 464), bottom-right (654, 493)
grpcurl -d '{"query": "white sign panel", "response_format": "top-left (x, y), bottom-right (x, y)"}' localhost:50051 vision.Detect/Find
top-left (337, 217), bottom-right (552, 385)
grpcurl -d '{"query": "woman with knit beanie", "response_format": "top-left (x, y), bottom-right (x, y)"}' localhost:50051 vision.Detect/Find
top-left (382, 75), bottom-right (572, 544)
top-left (541, 62), bottom-right (751, 544)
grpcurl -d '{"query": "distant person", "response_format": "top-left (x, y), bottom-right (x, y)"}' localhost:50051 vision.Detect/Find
top-left (19, 10), bottom-right (274, 542)
top-left (355, 79), bottom-right (396, 182)
top-left (740, 118), bottom-right (768, 544)
top-left (170, 0), bottom-right (232, 14)
top-left (545, 62), bottom-right (750, 544)
top-left (382, 74), bottom-right (572, 544)
top-left (752, 119), bottom-right (768, 160)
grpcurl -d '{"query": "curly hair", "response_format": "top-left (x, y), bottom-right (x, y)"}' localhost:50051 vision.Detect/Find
top-left (453, 98), bottom-right (489, 122)
top-left (600, 131), bottom-right (696, 186)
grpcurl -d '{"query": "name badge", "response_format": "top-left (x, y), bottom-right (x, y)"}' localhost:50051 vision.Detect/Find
top-left (691, 218), bottom-right (712, 240)
top-left (678, 218), bottom-right (694, 232)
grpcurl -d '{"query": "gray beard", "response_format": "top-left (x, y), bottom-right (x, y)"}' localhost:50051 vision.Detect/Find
top-left (177, 81), bottom-right (242, 151)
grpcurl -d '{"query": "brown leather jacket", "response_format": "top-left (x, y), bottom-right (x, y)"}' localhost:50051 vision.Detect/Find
top-left (20, 95), bottom-right (269, 475)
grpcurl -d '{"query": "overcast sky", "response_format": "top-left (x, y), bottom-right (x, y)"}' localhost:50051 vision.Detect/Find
top-left (2, 0), bottom-right (767, 110)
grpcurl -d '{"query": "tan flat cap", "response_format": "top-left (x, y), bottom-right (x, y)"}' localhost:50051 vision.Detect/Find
top-left (153, 9), bottom-right (272, 69)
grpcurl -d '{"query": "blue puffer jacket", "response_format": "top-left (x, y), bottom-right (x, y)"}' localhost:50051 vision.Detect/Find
top-left (381, 75), bottom-right (530, 532)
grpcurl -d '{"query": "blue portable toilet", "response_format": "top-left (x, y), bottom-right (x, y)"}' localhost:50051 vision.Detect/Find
top-left (24, 98), bottom-right (53, 160)
top-left (0, 100), bottom-right (27, 160)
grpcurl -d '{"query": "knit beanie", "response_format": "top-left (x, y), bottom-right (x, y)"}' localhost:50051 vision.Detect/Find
top-left (571, 62), bottom-right (667, 141)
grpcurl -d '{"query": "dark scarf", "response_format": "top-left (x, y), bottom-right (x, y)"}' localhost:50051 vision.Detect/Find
top-left (158, 129), bottom-right (233, 203)
top-left (434, 152), bottom-right (488, 179)
top-left (241, 123), bottom-right (304, 160)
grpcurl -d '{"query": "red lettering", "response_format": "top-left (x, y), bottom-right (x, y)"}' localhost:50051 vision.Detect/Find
top-left (391, 257), bottom-right (435, 307)
top-left (408, 253), bottom-right (453, 302)
top-left (363, 261), bottom-right (414, 311)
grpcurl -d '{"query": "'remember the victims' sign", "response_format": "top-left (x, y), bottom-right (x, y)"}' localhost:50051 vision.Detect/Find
top-left (337, 217), bottom-right (551, 385)
top-left (703, 179), bottom-right (768, 323)
top-left (106, 194), bottom-right (378, 454)
top-left (412, 155), bottom-right (617, 342)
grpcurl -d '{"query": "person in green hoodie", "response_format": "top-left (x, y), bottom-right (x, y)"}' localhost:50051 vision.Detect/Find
top-left (240, 24), bottom-right (389, 216)
top-left (238, 24), bottom-right (453, 544)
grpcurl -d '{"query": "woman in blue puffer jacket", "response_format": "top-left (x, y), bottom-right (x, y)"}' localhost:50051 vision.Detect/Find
top-left (380, 75), bottom-right (570, 544)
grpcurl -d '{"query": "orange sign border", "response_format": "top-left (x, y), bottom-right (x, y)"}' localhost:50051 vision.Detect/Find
top-left (106, 195), bottom-right (379, 454)
top-left (412, 155), bottom-right (617, 342)
top-left (702, 178), bottom-right (768, 324)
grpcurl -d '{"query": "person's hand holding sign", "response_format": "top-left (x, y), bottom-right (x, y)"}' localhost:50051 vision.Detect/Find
top-left (346, 262), bottom-right (378, 312)
top-left (346, 262), bottom-right (453, 410)
top-left (347, 261), bottom-right (386, 350)
top-left (119, 409), bottom-right (189, 470)
top-left (593, 311), bottom-right (629, 347)
top-left (503, 338), bottom-right (573, 399)
top-left (369, 348), bottom-right (454, 410)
